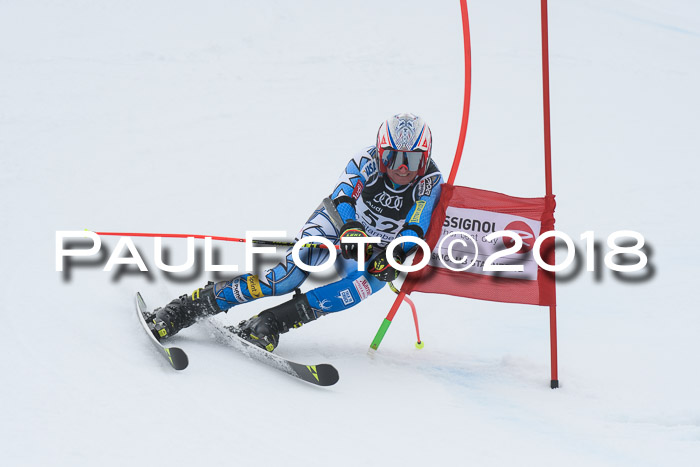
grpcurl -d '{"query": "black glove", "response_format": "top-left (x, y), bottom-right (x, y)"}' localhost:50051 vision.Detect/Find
top-left (339, 220), bottom-right (373, 261)
top-left (368, 248), bottom-right (407, 282)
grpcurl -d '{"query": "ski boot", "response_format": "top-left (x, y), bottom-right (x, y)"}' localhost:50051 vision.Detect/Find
top-left (146, 282), bottom-right (222, 341)
top-left (237, 289), bottom-right (319, 352)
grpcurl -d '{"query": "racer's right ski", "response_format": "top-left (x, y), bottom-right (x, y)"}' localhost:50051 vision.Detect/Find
top-left (209, 323), bottom-right (339, 386)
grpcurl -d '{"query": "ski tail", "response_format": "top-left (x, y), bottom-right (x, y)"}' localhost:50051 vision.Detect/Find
top-left (288, 361), bottom-right (340, 386)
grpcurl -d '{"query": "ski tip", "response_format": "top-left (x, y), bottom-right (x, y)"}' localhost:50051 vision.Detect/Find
top-left (302, 363), bottom-right (339, 386)
top-left (319, 364), bottom-right (340, 386)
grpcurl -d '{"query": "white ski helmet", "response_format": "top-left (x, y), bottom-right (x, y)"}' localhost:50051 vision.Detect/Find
top-left (376, 113), bottom-right (432, 176)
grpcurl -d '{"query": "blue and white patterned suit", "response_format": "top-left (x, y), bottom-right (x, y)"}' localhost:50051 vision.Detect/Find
top-left (212, 146), bottom-right (443, 317)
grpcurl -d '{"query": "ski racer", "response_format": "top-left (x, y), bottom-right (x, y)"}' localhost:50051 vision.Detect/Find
top-left (145, 113), bottom-right (444, 352)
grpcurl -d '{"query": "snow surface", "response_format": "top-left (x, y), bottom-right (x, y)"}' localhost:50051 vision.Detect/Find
top-left (2, 0), bottom-right (700, 466)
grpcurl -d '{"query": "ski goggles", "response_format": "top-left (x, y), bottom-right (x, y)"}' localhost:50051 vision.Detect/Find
top-left (380, 149), bottom-right (426, 171)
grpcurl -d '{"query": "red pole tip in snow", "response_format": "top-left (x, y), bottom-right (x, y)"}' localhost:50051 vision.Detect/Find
top-left (402, 294), bottom-right (422, 346)
top-left (549, 304), bottom-right (559, 388)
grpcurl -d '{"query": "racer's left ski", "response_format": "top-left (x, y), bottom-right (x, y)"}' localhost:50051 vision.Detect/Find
top-left (135, 292), bottom-right (189, 370)
top-left (209, 323), bottom-right (340, 387)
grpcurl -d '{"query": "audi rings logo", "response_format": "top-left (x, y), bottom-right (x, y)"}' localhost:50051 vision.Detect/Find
top-left (373, 193), bottom-right (403, 210)
top-left (502, 221), bottom-right (535, 253)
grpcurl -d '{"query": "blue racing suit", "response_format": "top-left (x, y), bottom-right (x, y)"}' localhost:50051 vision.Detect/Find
top-left (212, 146), bottom-right (443, 317)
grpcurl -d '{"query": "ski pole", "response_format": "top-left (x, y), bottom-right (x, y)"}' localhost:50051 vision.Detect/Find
top-left (398, 288), bottom-right (423, 349)
top-left (370, 282), bottom-right (423, 350)
top-left (91, 231), bottom-right (339, 249)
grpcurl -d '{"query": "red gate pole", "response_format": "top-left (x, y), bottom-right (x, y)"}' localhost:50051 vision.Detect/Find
top-left (369, 0), bottom-right (472, 351)
top-left (540, 0), bottom-right (559, 389)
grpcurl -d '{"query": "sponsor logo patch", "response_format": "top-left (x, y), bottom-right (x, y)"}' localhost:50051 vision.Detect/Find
top-left (352, 180), bottom-right (364, 200)
top-left (246, 275), bottom-right (264, 299)
top-left (417, 175), bottom-right (438, 197)
top-left (338, 289), bottom-right (354, 306)
top-left (502, 221), bottom-right (536, 253)
top-left (353, 277), bottom-right (372, 301)
top-left (231, 278), bottom-right (249, 303)
top-left (361, 159), bottom-right (378, 180)
top-left (373, 192), bottom-right (403, 210)
top-left (409, 200), bottom-right (426, 224)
